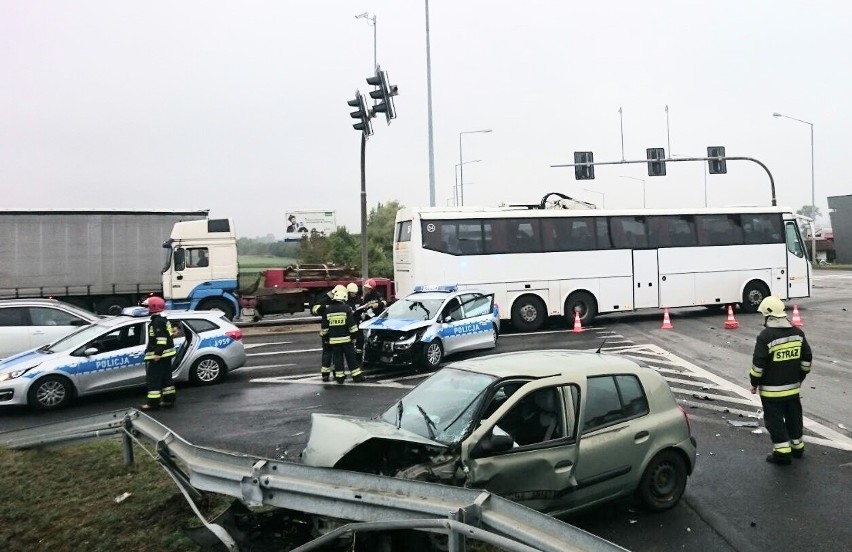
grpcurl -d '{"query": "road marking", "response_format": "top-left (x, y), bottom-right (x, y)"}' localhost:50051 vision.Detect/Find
top-left (238, 363), bottom-right (296, 371)
top-left (244, 342), bottom-right (292, 350)
top-left (247, 348), bottom-right (322, 357)
top-left (252, 374), bottom-right (413, 388)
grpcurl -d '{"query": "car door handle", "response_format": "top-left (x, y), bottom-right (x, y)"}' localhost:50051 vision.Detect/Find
top-left (32, 330), bottom-right (45, 335)
top-left (555, 460), bottom-right (573, 469)
top-left (634, 431), bottom-right (650, 441)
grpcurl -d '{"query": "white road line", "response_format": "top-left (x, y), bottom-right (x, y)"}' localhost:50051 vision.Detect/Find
top-left (244, 342), bottom-right (292, 350)
top-left (238, 363), bottom-right (295, 371)
top-left (251, 375), bottom-right (413, 389)
top-left (247, 348), bottom-right (322, 357)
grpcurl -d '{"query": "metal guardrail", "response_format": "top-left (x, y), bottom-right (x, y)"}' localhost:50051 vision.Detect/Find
top-left (0, 409), bottom-right (626, 552)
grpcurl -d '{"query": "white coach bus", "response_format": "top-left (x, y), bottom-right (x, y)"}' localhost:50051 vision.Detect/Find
top-left (392, 204), bottom-right (811, 330)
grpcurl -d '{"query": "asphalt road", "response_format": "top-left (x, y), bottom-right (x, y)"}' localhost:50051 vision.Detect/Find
top-left (2, 270), bottom-right (851, 551)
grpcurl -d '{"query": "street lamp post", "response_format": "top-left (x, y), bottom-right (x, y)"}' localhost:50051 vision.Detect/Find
top-left (454, 159), bottom-right (482, 206)
top-left (672, 153), bottom-right (709, 207)
top-left (459, 129), bottom-right (492, 206)
top-left (424, 0), bottom-right (436, 206)
top-left (619, 176), bottom-right (646, 208)
top-left (354, 12), bottom-right (377, 71)
top-left (773, 112), bottom-right (816, 266)
top-left (584, 189), bottom-right (605, 208)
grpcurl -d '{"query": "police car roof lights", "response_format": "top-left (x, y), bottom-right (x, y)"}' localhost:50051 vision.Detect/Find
top-left (121, 306), bottom-right (150, 317)
top-left (413, 284), bottom-right (458, 293)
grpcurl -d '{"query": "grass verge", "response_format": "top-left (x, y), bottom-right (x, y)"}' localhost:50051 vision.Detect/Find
top-left (0, 439), bottom-right (229, 552)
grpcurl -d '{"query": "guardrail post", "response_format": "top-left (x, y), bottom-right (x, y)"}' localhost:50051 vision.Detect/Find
top-left (448, 509), bottom-right (465, 551)
top-left (122, 417), bottom-right (134, 466)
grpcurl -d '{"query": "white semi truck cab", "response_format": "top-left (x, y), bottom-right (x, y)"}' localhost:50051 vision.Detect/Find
top-left (162, 218), bottom-right (240, 319)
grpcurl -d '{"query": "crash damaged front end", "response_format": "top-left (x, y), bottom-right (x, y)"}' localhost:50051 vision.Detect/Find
top-left (301, 413), bottom-right (464, 484)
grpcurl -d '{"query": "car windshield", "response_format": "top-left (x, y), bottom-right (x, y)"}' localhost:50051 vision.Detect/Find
top-left (42, 322), bottom-right (117, 353)
top-left (381, 297), bottom-right (445, 321)
top-left (380, 368), bottom-right (496, 444)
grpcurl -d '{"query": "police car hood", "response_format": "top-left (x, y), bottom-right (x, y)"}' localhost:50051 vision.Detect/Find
top-left (360, 316), bottom-right (434, 333)
top-left (301, 413), bottom-right (447, 468)
top-left (0, 349), bottom-right (47, 371)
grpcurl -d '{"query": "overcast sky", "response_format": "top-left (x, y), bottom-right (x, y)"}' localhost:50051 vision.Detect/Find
top-left (2, 1), bottom-right (848, 237)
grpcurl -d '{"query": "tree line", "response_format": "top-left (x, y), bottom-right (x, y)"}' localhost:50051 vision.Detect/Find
top-left (236, 201), bottom-right (402, 278)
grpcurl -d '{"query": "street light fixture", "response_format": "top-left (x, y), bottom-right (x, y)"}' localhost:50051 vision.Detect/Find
top-left (354, 12), bottom-right (377, 71)
top-left (584, 189), bottom-right (605, 208)
top-left (459, 129), bottom-right (492, 206)
top-left (454, 159), bottom-right (482, 206)
top-left (773, 111), bottom-right (816, 266)
top-left (619, 176), bottom-right (646, 208)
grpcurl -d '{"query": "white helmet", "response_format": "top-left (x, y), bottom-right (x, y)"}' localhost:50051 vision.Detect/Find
top-left (757, 296), bottom-right (786, 318)
top-left (332, 285), bottom-right (348, 302)
top-left (346, 283), bottom-right (358, 294)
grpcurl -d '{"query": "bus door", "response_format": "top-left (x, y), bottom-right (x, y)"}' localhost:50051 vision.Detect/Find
top-left (785, 221), bottom-right (811, 298)
top-left (632, 250), bottom-right (660, 309)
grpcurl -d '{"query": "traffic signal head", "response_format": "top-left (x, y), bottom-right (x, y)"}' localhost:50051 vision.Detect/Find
top-left (347, 90), bottom-right (373, 136)
top-left (707, 146), bottom-right (727, 174)
top-left (646, 148), bottom-right (667, 177)
top-left (574, 151), bottom-right (595, 180)
top-left (366, 67), bottom-right (398, 123)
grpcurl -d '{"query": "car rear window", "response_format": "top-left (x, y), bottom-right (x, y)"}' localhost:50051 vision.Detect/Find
top-left (582, 374), bottom-right (649, 432)
top-left (0, 307), bottom-right (27, 327)
top-left (183, 319), bottom-right (219, 333)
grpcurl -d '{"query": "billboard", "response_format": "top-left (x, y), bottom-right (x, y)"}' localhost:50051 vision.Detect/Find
top-left (284, 210), bottom-right (337, 241)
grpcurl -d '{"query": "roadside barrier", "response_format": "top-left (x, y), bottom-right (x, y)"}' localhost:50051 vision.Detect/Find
top-left (0, 409), bottom-right (625, 552)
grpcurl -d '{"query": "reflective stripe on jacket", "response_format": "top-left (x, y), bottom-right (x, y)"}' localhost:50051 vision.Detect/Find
top-left (145, 315), bottom-right (176, 360)
top-left (750, 319), bottom-right (812, 400)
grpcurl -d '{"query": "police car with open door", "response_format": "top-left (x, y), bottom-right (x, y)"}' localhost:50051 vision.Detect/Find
top-left (360, 284), bottom-right (499, 369)
top-left (0, 307), bottom-right (246, 410)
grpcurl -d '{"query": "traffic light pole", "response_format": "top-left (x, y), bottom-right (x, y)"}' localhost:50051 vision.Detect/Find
top-left (360, 132), bottom-right (369, 281)
top-left (551, 156), bottom-right (777, 207)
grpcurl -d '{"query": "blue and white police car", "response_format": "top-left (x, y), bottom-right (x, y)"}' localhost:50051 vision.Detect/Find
top-left (0, 307), bottom-right (246, 410)
top-left (360, 285), bottom-right (499, 369)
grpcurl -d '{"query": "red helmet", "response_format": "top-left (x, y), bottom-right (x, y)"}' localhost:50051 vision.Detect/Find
top-left (143, 296), bottom-right (166, 314)
top-left (364, 278), bottom-right (377, 289)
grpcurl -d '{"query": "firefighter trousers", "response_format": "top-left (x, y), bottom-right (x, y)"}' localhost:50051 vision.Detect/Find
top-left (761, 397), bottom-right (804, 456)
top-left (332, 343), bottom-right (363, 383)
top-left (146, 358), bottom-right (175, 408)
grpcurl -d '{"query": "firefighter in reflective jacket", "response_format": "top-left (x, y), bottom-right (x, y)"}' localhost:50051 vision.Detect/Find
top-left (142, 297), bottom-right (177, 410)
top-left (359, 278), bottom-right (387, 322)
top-left (749, 296), bottom-right (813, 465)
top-left (320, 286), bottom-right (364, 384)
top-left (312, 288), bottom-right (337, 382)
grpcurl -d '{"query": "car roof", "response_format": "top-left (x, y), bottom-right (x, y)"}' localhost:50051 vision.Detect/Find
top-left (0, 298), bottom-right (99, 318)
top-left (448, 350), bottom-right (645, 379)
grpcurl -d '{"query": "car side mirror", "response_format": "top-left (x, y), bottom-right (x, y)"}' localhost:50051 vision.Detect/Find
top-left (71, 319), bottom-right (90, 327)
top-left (83, 347), bottom-right (99, 356)
top-left (443, 315), bottom-right (453, 323)
top-left (470, 431), bottom-right (515, 459)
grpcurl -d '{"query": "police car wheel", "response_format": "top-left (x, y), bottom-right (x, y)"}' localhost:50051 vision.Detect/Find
top-left (28, 375), bottom-right (73, 410)
top-left (190, 355), bottom-right (226, 385)
top-left (636, 450), bottom-right (688, 511)
top-left (421, 341), bottom-right (443, 369)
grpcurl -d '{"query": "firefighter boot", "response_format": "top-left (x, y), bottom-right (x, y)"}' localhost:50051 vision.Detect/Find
top-left (766, 452), bottom-right (792, 465)
top-left (320, 367), bottom-right (331, 382)
top-left (792, 439), bottom-right (805, 459)
top-left (334, 371), bottom-right (346, 385)
top-left (350, 367), bottom-right (365, 383)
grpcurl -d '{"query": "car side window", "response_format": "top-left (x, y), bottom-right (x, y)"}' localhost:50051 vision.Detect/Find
top-left (0, 307), bottom-right (27, 327)
top-left (82, 323), bottom-right (145, 355)
top-left (461, 295), bottom-right (492, 319)
top-left (491, 387), bottom-right (566, 447)
top-left (28, 307), bottom-right (87, 327)
top-left (183, 319), bottom-right (218, 333)
top-left (583, 374), bottom-right (649, 432)
top-left (442, 298), bottom-right (463, 321)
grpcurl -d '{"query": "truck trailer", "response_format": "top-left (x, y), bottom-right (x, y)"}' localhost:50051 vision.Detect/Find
top-left (0, 210), bottom-right (209, 314)
top-left (161, 218), bottom-right (394, 320)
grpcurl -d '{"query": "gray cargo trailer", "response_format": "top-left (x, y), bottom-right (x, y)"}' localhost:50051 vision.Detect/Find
top-left (0, 210), bottom-right (208, 314)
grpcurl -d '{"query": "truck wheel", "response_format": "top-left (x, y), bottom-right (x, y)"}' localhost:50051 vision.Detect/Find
top-left (511, 294), bottom-right (546, 332)
top-left (198, 298), bottom-right (236, 320)
top-left (96, 296), bottom-right (130, 316)
top-left (190, 355), bottom-right (227, 385)
top-left (27, 375), bottom-right (74, 410)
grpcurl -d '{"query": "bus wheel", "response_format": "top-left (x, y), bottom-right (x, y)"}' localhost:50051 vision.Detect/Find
top-left (741, 281), bottom-right (769, 313)
top-left (511, 295), bottom-right (546, 332)
top-left (565, 291), bottom-right (598, 326)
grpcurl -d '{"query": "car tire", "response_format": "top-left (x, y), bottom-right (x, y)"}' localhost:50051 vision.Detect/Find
top-left (198, 298), bottom-right (236, 321)
top-left (564, 291), bottom-right (598, 326)
top-left (636, 449), bottom-right (688, 511)
top-left (420, 340), bottom-right (443, 370)
top-left (190, 355), bottom-right (227, 385)
top-left (510, 294), bottom-right (546, 332)
top-left (27, 375), bottom-right (73, 410)
top-left (741, 280), bottom-right (769, 313)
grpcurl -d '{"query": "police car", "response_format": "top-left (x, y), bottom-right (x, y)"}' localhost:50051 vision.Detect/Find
top-left (0, 307), bottom-right (246, 410)
top-left (360, 284), bottom-right (499, 369)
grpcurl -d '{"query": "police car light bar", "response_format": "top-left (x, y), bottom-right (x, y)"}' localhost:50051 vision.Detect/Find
top-left (122, 306), bottom-right (150, 317)
top-left (413, 284), bottom-right (458, 293)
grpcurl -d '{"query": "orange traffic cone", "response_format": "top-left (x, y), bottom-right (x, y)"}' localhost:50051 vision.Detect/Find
top-left (661, 308), bottom-right (674, 330)
top-left (724, 305), bottom-right (740, 329)
top-left (791, 305), bottom-right (803, 327)
top-left (571, 311), bottom-right (585, 333)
